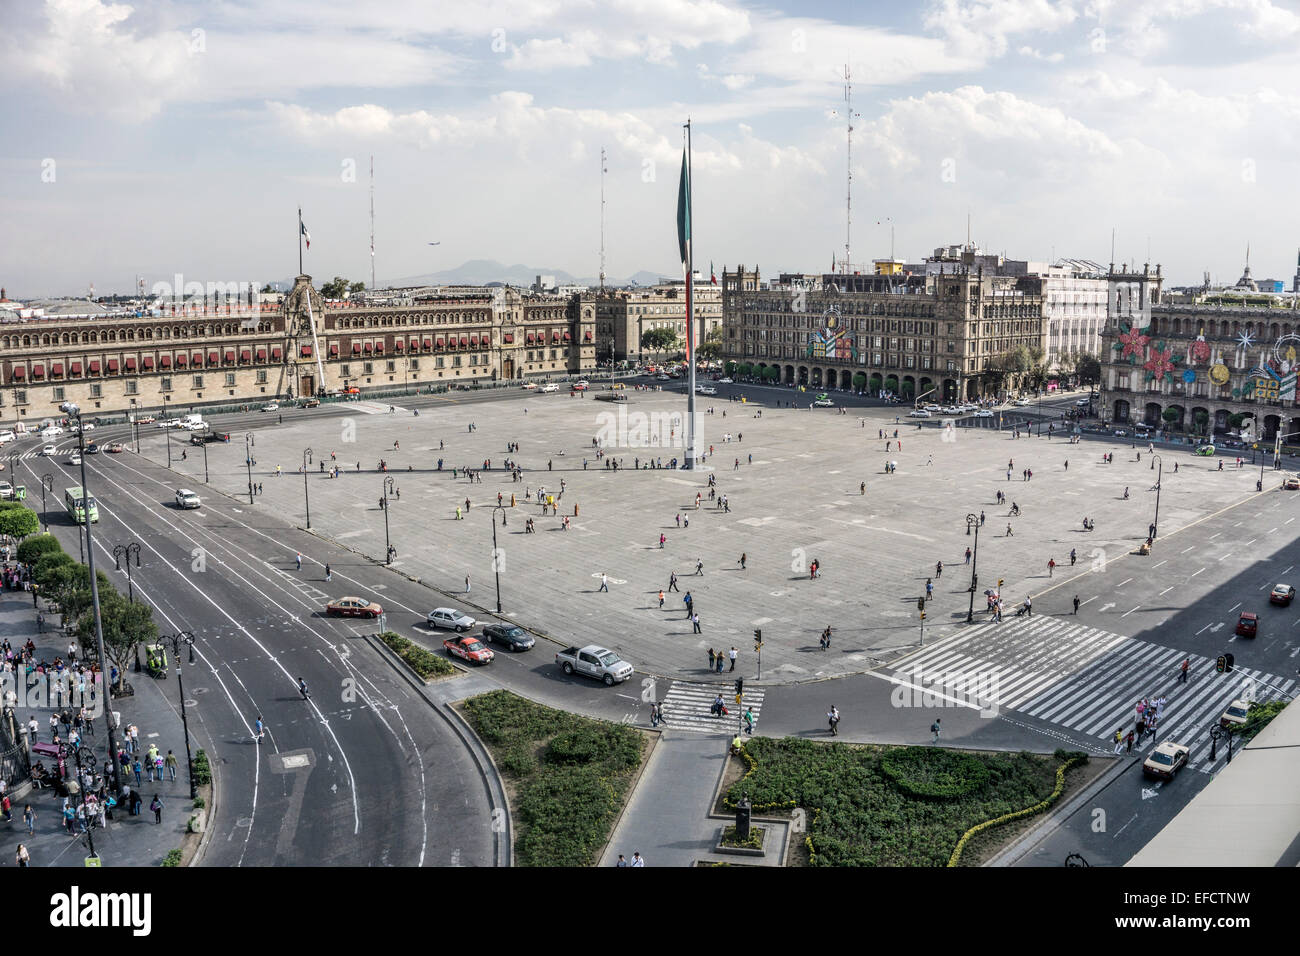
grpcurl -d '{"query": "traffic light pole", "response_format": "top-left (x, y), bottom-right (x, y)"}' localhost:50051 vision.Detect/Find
top-left (753, 628), bottom-right (762, 681)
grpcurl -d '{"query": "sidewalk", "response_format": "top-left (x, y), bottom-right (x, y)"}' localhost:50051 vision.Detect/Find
top-left (0, 589), bottom-right (199, 868)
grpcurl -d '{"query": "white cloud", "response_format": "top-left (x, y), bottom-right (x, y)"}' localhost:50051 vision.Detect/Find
top-left (720, 73), bottom-right (754, 90)
top-left (924, 0), bottom-right (1080, 59)
top-left (1018, 45), bottom-right (1065, 62)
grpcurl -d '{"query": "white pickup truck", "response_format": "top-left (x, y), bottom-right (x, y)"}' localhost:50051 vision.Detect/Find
top-left (555, 645), bottom-right (634, 686)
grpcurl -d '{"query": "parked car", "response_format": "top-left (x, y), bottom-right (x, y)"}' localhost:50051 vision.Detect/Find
top-left (426, 607), bottom-right (476, 632)
top-left (1220, 699), bottom-right (1251, 729)
top-left (555, 644), bottom-right (634, 685)
top-left (1142, 740), bottom-right (1190, 780)
top-left (572, 381), bottom-right (590, 391)
top-left (325, 596), bottom-right (383, 618)
top-left (174, 489), bottom-right (202, 509)
top-left (298, 398), bottom-right (321, 408)
top-left (1236, 612), bottom-right (1258, 637)
top-left (133, 415), bottom-right (156, 425)
top-left (443, 635), bottom-right (494, 664)
top-left (481, 623), bottom-right (536, 652)
top-left (1270, 583), bottom-right (1295, 606)
top-left (0, 482), bottom-right (12, 500)
top-left (1013, 398), bottom-right (1030, 406)
top-left (1075, 398), bottom-right (1090, 407)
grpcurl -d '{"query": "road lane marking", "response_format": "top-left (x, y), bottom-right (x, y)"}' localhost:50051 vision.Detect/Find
top-left (1160, 586), bottom-right (1175, 595)
top-left (1116, 578), bottom-right (1132, 588)
top-left (1191, 567), bottom-right (1205, 577)
top-left (1121, 606), bottom-right (1141, 617)
top-left (1196, 623), bottom-right (1212, 635)
top-left (1210, 532), bottom-right (1222, 538)
top-left (1181, 547), bottom-right (1195, 554)
top-left (1078, 596), bottom-right (1098, 607)
top-left (1228, 602), bottom-right (1241, 613)
top-left (1151, 560), bottom-right (1167, 569)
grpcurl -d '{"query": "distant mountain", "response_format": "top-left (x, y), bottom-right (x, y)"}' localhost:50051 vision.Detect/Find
top-left (380, 260), bottom-right (677, 290)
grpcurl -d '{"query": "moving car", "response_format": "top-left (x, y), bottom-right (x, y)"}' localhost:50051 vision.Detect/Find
top-left (1013, 398), bottom-right (1030, 406)
top-left (520, 381), bottom-right (538, 390)
top-left (1235, 612), bottom-right (1258, 637)
top-left (133, 415), bottom-right (156, 424)
top-left (0, 431), bottom-right (15, 445)
top-left (41, 444), bottom-right (57, 457)
top-left (1285, 477), bottom-right (1300, 490)
top-left (67, 453), bottom-right (82, 466)
top-left (298, 398), bottom-right (320, 408)
top-left (540, 383), bottom-right (560, 393)
top-left (908, 409), bottom-right (932, 418)
top-left (0, 482), bottom-right (12, 500)
top-left (555, 644), bottom-right (634, 685)
top-left (39, 426), bottom-right (63, 438)
top-left (655, 374), bottom-right (671, 381)
top-left (443, 635), bottom-right (494, 664)
top-left (572, 380), bottom-right (589, 391)
top-left (717, 377), bottom-right (733, 384)
top-left (1220, 699), bottom-right (1250, 729)
top-left (105, 442), bottom-right (125, 454)
top-left (1142, 740), bottom-right (1191, 780)
top-left (85, 443), bottom-right (100, 455)
top-left (260, 402), bottom-right (279, 412)
top-left (1269, 583), bottom-right (1295, 606)
top-left (481, 623), bottom-right (536, 652)
top-left (1075, 398), bottom-right (1090, 407)
top-left (1113, 429), bottom-right (1129, 437)
top-left (696, 385), bottom-right (717, 395)
top-left (325, 596), bottom-right (383, 618)
top-left (975, 410), bottom-right (994, 419)
top-left (174, 489), bottom-right (202, 509)
top-left (426, 607), bottom-right (476, 632)
top-left (1194, 444), bottom-right (1215, 456)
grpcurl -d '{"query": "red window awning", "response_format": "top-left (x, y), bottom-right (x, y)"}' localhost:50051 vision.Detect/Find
top-left (329, 344), bottom-right (339, 356)
top-left (51, 362), bottom-right (64, 376)
top-left (563, 331), bottom-right (571, 341)
top-left (175, 355), bottom-right (186, 367)
top-left (142, 357), bottom-right (154, 370)
top-left (11, 367), bottom-right (25, 380)
top-left (70, 362), bottom-right (83, 375)
top-left (207, 351), bottom-right (219, 365)
top-left (160, 356), bottom-right (171, 368)
top-left (125, 357), bottom-right (137, 370)
top-left (470, 335), bottom-right (479, 347)
top-left (225, 349), bottom-right (236, 362)
top-left (394, 340), bottom-right (403, 351)
top-left (192, 353), bottom-right (203, 366)
top-left (584, 329), bottom-right (592, 341)
top-left (436, 337), bottom-right (445, 348)
top-left (375, 342), bottom-right (384, 353)
top-left (363, 342), bottom-right (372, 353)
top-left (89, 361), bottom-right (101, 374)
top-left (503, 333), bottom-right (514, 343)
top-left (352, 342), bottom-right (361, 354)
top-left (256, 348), bottom-right (266, 361)
top-left (31, 364), bottom-right (44, 378)
top-left (300, 345), bottom-right (312, 357)
top-left (240, 349), bottom-right (251, 362)
top-left (526, 333), bottom-right (535, 344)
top-left (107, 359), bottom-right (120, 373)
top-left (551, 331), bottom-right (560, 343)
top-left (423, 338), bottom-right (432, 349)
top-left (272, 347), bottom-right (282, 361)
top-left (409, 338), bottom-right (419, 351)
top-left (459, 336), bottom-right (469, 347)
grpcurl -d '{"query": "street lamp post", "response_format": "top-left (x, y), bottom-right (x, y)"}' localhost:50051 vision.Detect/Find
top-left (491, 504), bottom-right (506, 614)
top-left (159, 631), bottom-right (199, 799)
top-left (966, 513), bottom-right (981, 624)
top-left (162, 394), bottom-right (172, 468)
top-left (39, 474), bottom-right (53, 532)
top-left (382, 476), bottom-right (394, 564)
top-left (302, 447), bottom-right (313, 529)
top-left (60, 402), bottom-right (122, 796)
top-left (129, 399), bottom-right (140, 454)
top-left (67, 743), bottom-right (100, 862)
top-left (198, 435), bottom-right (209, 485)
top-left (112, 543), bottom-right (141, 603)
top-left (1150, 454), bottom-right (1162, 542)
top-left (245, 434), bottom-right (255, 504)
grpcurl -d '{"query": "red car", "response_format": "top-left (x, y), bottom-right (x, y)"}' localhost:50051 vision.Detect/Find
top-left (1235, 612), bottom-right (1258, 637)
top-left (443, 636), bottom-right (494, 664)
top-left (325, 596), bottom-right (383, 619)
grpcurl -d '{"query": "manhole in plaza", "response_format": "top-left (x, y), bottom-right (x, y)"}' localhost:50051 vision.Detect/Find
top-left (280, 754), bottom-right (310, 769)
top-left (235, 817), bottom-right (253, 828)
top-left (183, 699), bottom-right (198, 708)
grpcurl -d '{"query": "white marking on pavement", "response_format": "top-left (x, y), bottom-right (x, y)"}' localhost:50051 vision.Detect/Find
top-left (1181, 547), bottom-right (1195, 554)
top-left (1121, 606), bottom-right (1141, 617)
top-left (1116, 578), bottom-right (1132, 588)
top-left (1196, 624), bottom-right (1212, 635)
top-left (1078, 596), bottom-right (1097, 607)
top-left (1151, 560), bottom-right (1167, 569)
top-left (1159, 587), bottom-right (1174, 596)
top-left (1191, 567), bottom-right (1205, 577)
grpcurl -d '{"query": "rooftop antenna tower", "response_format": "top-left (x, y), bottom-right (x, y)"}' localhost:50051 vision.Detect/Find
top-left (600, 146), bottom-right (607, 291)
top-left (369, 155), bottom-right (376, 292)
top-left (842, 65), bottom-right (858, 275)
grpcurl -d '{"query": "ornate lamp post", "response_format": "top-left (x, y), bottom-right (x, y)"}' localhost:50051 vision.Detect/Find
top-left (382, 476), bottom-right (395, 564)
top-left (491, 504), bottom-right (506, 614)
top-left (965, 512), bottom-right (981, 624)
top-left (112, 543), bottom-right (141, 603)
top-left (158, 631), bottom-right (199, 799)
top-left (302, 447), bottom-right (313, 529)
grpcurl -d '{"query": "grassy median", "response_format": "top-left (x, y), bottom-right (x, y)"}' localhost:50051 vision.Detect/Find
top-left (378, 631), bottom-right (456, 678)
top-left (462, 690), bottom-right (647, 867)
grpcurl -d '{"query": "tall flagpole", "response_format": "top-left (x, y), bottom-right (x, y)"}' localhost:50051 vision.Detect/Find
top-left (298, 206), bottom-right (304, 275)
top-left (684, 120), bottom-right (697, 471)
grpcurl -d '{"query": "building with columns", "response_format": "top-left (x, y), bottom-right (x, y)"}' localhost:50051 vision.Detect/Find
top-left (0, 275), bottom-right (595, 422)
top-left (588, 281), bottom-right (723, 364)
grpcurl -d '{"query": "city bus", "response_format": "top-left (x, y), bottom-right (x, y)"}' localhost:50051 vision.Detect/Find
top-left (64, 487), bottom-right (99, 524)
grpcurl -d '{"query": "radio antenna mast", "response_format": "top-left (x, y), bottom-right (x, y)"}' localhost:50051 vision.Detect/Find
top-left (369, 156), bottom-right (376, 291)
top-left (842, 65), bottom-right (857, 275)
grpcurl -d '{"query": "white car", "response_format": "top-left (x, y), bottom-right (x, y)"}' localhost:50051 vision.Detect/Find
top-left (156, 418), bottom-right (181, 429)
top-left (0, 431), bottom-right (15, 445)
top-left (941, 406), bottom-right (961, 414)
top-left (1075, 398), bottom-right (1091, 407)
top-left (540, 383), bottom-right (559, 393)
top-left (520, 382), bottom-right (538, 390)
top-left (656, 374), bottom-right (671, 381)
top-left (261, 402), bottom-right (280, 412)
top-left (923, 403), bottom-right (941, 412)
top-left (717, 377), bottom-right (733, 384)
top-left (41, 444), bottom-right (57, 456)
top-left (67, 454), bottom-right (82, 466)
top-left (975, 409), bottom-right (994, 419)
top-left (179, 420), bottom-right (205, 430)
top-left (908, 409), bottom-right (932, 418)
top-left (696, 385), bottom-right (717, 395)
top-left (175, 489), bottom-right (201, 509)
top-left (555, 644), bottom-right (634, 686)
top-left (39, 427), bottom-right (63, 438)
top-left (1013, 398), bottom-right (1030, 406)
top-left (426, 607), bottom-right (476, 632)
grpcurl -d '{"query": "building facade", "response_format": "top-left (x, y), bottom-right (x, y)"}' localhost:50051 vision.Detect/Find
top-left (0, 275), bottom-right (595, 421)
top-left (720, 264), bottom-right (1047, 402)
top-left (588, 282), bottom-right (722, 363)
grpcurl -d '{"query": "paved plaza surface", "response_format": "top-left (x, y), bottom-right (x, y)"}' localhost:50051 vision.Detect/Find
top-left (134, 388), bottom-right (1270, 687)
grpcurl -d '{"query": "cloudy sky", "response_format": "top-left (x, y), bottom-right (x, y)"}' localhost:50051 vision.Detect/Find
top-left (3, 0), bottom-right (1300, 297)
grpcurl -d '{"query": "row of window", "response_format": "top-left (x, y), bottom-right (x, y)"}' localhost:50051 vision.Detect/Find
top-left (1, 322), bottom-right (276, 348)
top-left (737, 298), bottom-right (939, 318)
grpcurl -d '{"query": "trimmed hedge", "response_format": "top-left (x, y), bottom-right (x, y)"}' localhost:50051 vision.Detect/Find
top-left (379, 631), bottom-right (455, 678)
top-left (161, 849), bottom-right (183, 867)
top-left (192, 750), bottom-right (212, 786)
top-left (726, 737), bottom-right (1071, 867)
top-left (463, 690), bottom-right (646, 867)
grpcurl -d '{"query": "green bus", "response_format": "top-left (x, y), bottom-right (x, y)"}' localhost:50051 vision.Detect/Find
top-left (64, 487), bottom-right (99, 524)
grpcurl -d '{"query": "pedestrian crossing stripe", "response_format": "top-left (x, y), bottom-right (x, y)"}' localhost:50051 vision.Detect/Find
top-left (656, 681), bottom-right (765, 735)
top-left (887, 616), bottom-right (1294, 770)
top-left (348, 401), bottom-right (408, 415)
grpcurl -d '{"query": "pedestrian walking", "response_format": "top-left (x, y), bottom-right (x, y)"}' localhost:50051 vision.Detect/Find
top-left (935, 561), bottom-right (943, 579)
top-left (598, 573), bottom-right (608, 592)
top-left (15, 844), bottom-right (29, 867)
top-left (739, 552), bottom-right (747, 570)
top-left (827, 706), bottom-right (840, 735)
top-left (668, 572), bottom-right (679, 592)
top-left (616, 854), bottom-right (628, 866)
top-left (1070, 548), bottom-right (1077, 566)
top-left (150, 795), bottom-right (163, 824)
top-left (658, 590), bottom-right (665, 608)
top-left (165, 750), bottom-right (178, 782)
top-left (743, 708), bottom-right (754, 735)
top-left (1048, 558), bottom-right (1056, 577)
top-left (931, 719), bottom-right (941, 744)
top-left (295, 552), bottom-right (302, 571)
top-left (692, 614), bottom-right (702, 634)
top-left (659, 533), bottom-right (666, 549)
top-left (728, 647), bottom-right (737, 671)
top-left (465, 575), bottom-right (471, 594)
top-left (133, 759), bottom-right (143, 786)
top-left (1073, 595), bottom-right (1080, 614)
top-left (714, 646), bottom-right (723, 672)
top-left (1179, 658), bottom-right (1189, 683)
top-left (684, 591), bottom-right (693, 617)
top-left (22, 804), bottom-right (34, 835)
top-left (708, 648), bottom-right (716, 670)
top-left (631, 852), bottom-right (645, 867)
top-left (1006, 523), bottom-right (1013, 536)
top-left (964, 547), bottom-right (971, 564)
top-left (324, 564), bottom-right (332, 582)
top-left (695, 559), bottom-right (704, 575)
top-left (1114, 729), bottom-right (1124, 754)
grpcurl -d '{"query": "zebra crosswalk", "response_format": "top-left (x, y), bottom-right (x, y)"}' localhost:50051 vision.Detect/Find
top-left (888, 616), bottom-right (1294, 770)
top-left (656, 680), bottom-right (766, 735)
top-left (348, 401), bottom-right (408, 415)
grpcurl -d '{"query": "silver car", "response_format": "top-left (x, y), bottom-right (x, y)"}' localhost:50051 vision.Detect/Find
top-left (175, 489), bottom-right (202, 509)
top-left (427, 607), bottom-right (476, 632)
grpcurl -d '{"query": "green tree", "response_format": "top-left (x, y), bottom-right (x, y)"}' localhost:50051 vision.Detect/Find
top-left (259, 283), bottom-right (275, 294)
top-left (737, 362), bottom-right (754, 378)
top-left (762, 365), bottom-right (781, 381)
top-left (982, 354), bottom-right (1009, 392)
top-left (320, 276), bottom-right (352, 299)
top-left (33, 551), bottom-right (75, 588)
top-left (724, 361), bottom-right (738, 376)
top-left (1076, 352), bottom-right (1101, 385)
top-left (0, 505), bottom-right (39, 542)
top-left (852, 371), bottom-right (867, 391)
top-left (640, 327), bottom-right (678, 361)
top-left (17, 533), bottom-right (63, 565)
top-left (348, 280), bottom-right (366, 296)
top-left (696, 327), bottom-right (723, 363)
top-left (1162, 407), bottom-right (1181, 425)
top-left (1194, 410), bottom-right (1210, 435)
top-left (78, 588), bottom-right (156, 691)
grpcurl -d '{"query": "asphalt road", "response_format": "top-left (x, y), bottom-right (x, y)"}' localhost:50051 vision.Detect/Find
top-left (12, 445), bottom-right (498, 867)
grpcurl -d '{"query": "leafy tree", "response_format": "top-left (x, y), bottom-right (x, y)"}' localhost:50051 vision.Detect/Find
top-left (738, 363), bottom-right (754, 377)
top-left (320, 276), bottom-right (353, 299)
top-left (696, 328), bottom-right (723, 362)
top-left (0, 505), bottom-right (39, 542)
top-left (982, 354), bottom-right (1009, 392)
top-left (762, 365), bottom-right (781, 381)
top-left (724, 361), bottom-right (738, 376)
top-left (260, 283), bottom-right (275, 294)
top-left (17, 533), bottom-right (63, 565)
top-left (348, 281), bottom-right (365, 296)
top-left (1194, 410), bottom-right (1209, 435)
top-left (1055, 351), bottom-right (1077, 377)
top-left (1162, 407), bottom-right (1181, 425)
top-left (852, 372), bottom-right (867, 390)
top-left (78, 588), bottom-right (156, 691)
top-left (33, 551), bottom-right (76, 588)
top-left (640, 327), bottom-right (678, 360)
top-left (1075, 352), bottom-right (1101, 385)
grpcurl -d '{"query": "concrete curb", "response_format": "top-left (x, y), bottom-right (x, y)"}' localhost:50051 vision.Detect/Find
top-left (361, 631), bottom-right (511, 867)
top-left (983, 753), bottom-right (1133, 867)
top-left (701, 740), bottom-right (792, 866)
top-left (594, 727), bottom-right (661, 866)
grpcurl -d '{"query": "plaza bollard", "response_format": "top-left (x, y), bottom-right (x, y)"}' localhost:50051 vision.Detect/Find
top-left (574, 503), bottom-right (579, 517)
top-left (511, 494), bottom-right (516, 507)
top-left (735, 793), bottom-right (752, 840)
